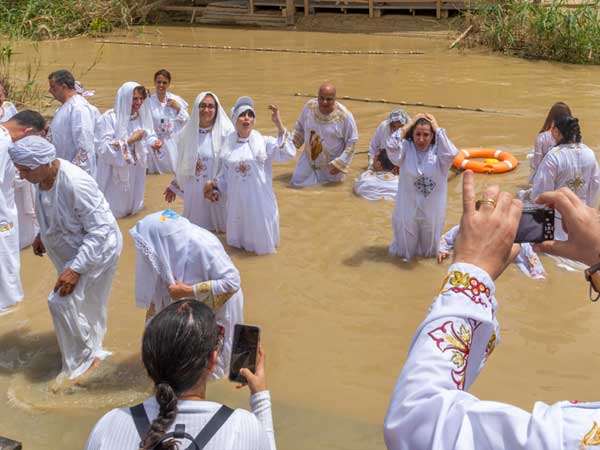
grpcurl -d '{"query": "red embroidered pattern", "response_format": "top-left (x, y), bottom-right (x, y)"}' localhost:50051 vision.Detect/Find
top-left (235, 161), bottom-right (251, 177)
top-left (428, 319), bottom-right (480, 390)
top-left (440, 271), bottom-right (492, 309)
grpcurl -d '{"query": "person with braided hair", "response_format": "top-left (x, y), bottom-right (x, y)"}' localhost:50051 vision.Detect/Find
top-left (531, 115), bottom-right (600, 242)
top-left (84, 299), bottom-right (275, 450)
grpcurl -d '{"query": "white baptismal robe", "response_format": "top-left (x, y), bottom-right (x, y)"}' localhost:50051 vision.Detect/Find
top-left (49, 94), bottom-right (100, 178)
top-left (353, 169), bottom-right (398, 201)
top-left (386, 128), bottom-right (458, 260)
top-left (37, 159), bottom-right (122, 379)
top-left (95, 110), bottom-right (158, 218)
top-left (439, 225), bottom-right (546, 279)
top-left (368, 119), bottom-right (392, 168)
top-left (0, 126), bottom-right (23, 310)
top-left (290, 99), bottom-right (358, 186)
top-left (531, 142), bottom-right (600, 240)
top-left (147, 92), bottom-right (189, 174)
top-left (0, 101), bottom-right (17, 123)
top-left (169, 128), bottom-right (229, 232)
top-left (384, 263), bottom-right (600, 450)
top-left (133, 214), bottom-right (243, 379)
top-left (217, 131), bottom-right (296, 255)
top-left (528, 130), bottom-right (555, 184)
top-left (14, 172), bottom-right (39, 249)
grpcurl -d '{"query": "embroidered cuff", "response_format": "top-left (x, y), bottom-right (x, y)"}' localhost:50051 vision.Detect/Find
top-left (292, 129), bottom-right (304, 148)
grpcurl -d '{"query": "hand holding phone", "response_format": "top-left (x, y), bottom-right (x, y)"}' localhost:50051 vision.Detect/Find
top-left (229, 324), bottom-right (260, 384)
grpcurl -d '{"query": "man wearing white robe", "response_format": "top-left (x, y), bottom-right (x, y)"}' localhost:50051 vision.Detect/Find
top-left (384, 172), bottom-right (600, 450)
top-left (0, 111), bottom-right (46, 312)
top-left (95, 81), bottom-right (159, 219)
top-left (48, 70), bottom-right (100, 177)
top-left (130, 209), bottom-right (244, 379)
top-left (290, 83), bottom-right (358, 187)
top-left (9, 136), bottom-right (122, 381)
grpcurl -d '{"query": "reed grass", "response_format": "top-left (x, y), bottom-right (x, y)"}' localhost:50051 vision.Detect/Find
top-left (465, 0), bottom-right (600, 64)
top-left (0, 43), bottom-right (47, 110)
top-left (0, 0), bottom-right (149, 39)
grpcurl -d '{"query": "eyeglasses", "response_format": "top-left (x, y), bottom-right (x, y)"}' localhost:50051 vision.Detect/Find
top-left (585, 261), bottom-right (600, 302)
top-left (199, 103), bottom-right (216, 110)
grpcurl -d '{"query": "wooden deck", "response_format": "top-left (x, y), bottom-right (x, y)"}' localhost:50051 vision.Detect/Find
top-left (160, 0), bottom-right (465, 25)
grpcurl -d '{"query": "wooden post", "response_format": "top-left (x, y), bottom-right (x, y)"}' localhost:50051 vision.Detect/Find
top-left (286, 0), bottom-right (296, 24)
top-left (304, 0), bottom-right (309, 16)
top-left (436, 0), bottom-right (440, 18)
top-left (249, 0), bottom-right (254, 15)
top-left (369, 0), bottom-right (374, 17)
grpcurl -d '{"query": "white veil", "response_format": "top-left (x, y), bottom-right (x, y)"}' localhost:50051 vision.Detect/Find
top-left (113, 81), bottom-right (154, 141)
top-left (176, 91), bottom-right (233, 183)
top-left (227, 96), bottom-right (266, 162)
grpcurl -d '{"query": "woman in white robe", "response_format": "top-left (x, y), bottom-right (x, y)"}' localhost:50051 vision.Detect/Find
top-left (146, 69), bottom-right (189, 174)
top-left (165, 91), bottom-right (234, 232)
top-left (130, 209), bottom-right (243, 379)
top-left (531, 115), bottom-right (600, 241)
top-left (354, 109), bottom-right (409, 201)
top-left (528, 101), bottom-right (572, 184)
top-left (386, 113), bottom-right (458, 260)
top-left (95, 82), bottom-right (160, 219)
top-left (204, 97), bottom-right (296, 255)
top-left (9, 136), bottom-right (122, 381)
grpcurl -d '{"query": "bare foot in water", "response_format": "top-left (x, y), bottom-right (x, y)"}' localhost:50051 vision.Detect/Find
top-left (50, 357), bottom-right (101, 393)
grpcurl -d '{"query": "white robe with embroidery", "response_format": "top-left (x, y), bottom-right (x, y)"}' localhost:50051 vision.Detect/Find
top-left (217, 130), bottom-right (296, 255)
top-left (439, 225), bottom-right (546, 279)
top-left (353, 169), bottom-right (398, 201)
top-left (290, 99), bottom-right (358, 186)
top-left (146, 92), bottom-right (189, 174)
top-left (531, 142), bottom-right (600, 241)
top-left (0, 126), bottom-right (23, 311)
top-left (131, 210), bottom-right (243, 379)
top-left (95, 110), bottom-right (158, 218)
top-left (0, 102), bottom-right (17, 123)
top-left (49, 94), bottom-right (100, 178)
top-left (386, 128), bottom-right (458, 260)
top-left (36, 159), bottom-right (122, 379)
top-left (384, 262), bottom-right (600, 450)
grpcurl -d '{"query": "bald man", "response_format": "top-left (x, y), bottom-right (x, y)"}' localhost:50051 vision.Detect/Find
top-left (290, 83), bottom-right (359, 187)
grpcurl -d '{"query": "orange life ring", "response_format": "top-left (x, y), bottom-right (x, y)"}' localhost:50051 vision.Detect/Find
top-left (453, 148), bottom-right (518, 174)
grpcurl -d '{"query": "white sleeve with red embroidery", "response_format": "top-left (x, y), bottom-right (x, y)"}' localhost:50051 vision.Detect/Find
top-left (384, 262), bottom-right (600, 450)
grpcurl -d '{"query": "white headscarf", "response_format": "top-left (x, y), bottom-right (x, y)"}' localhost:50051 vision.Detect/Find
top-left (113, 81), bottom-right (154, 142)
top-left (226, 96), bottom-right (266, 162)
top-left (130, 209), bottom-right (191, 308)
top-left (176, 91), bottom-right (233, 182)
top-left (9, 135), bottom-right (56, 168)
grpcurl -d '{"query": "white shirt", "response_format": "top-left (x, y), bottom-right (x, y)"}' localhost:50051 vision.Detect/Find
top-left (85, 391), bottom-right (276, 450)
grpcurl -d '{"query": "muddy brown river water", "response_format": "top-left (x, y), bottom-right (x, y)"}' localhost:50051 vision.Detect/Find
top-left (2, 25), bottom-right (600, 450)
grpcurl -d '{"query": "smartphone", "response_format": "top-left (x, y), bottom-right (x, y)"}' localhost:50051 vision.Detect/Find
top-left (229, 324), bottom-right (260, 383)
top-left (514, 207), bottom-right (554, 243)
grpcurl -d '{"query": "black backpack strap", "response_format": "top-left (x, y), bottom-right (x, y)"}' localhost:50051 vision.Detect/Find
top-left (187, 405), bottom-right (234, 450)
top-left (130, 403), bottom-right (151, 448)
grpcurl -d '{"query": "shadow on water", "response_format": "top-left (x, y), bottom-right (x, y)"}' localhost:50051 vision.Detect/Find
top-left (342, 244), bottom-right (418, 270)
top-left (0, 328), bottom-right (61, 383)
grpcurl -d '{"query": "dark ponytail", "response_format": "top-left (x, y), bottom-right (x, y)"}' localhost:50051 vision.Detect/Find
top-left (141, 300), bottom-right (220, 450)
top-left (554, 115), bottom-right (582, 145)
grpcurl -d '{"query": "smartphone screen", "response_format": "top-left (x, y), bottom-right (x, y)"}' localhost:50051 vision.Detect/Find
top-left (229, 324), bottom-right (260, 383)
top-left (515, 207), bottom-right (554, 243)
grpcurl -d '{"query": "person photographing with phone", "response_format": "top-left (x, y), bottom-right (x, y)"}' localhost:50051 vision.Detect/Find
top-left (384, 170), bottom-right (600, 450)
top-left (84, 299), bottom-right (274, 450)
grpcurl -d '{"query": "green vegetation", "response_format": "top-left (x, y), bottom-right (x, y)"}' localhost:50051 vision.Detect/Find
top-left (0, 44), bottom-right (46, 110)
top-left (465, 0), bottom-right (600, 64)
top-left (0, 0), bottom-right (148, 40)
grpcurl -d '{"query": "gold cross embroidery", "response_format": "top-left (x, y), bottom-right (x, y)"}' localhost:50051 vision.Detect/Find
top-left (580, 421), bottom-right (600, 449)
